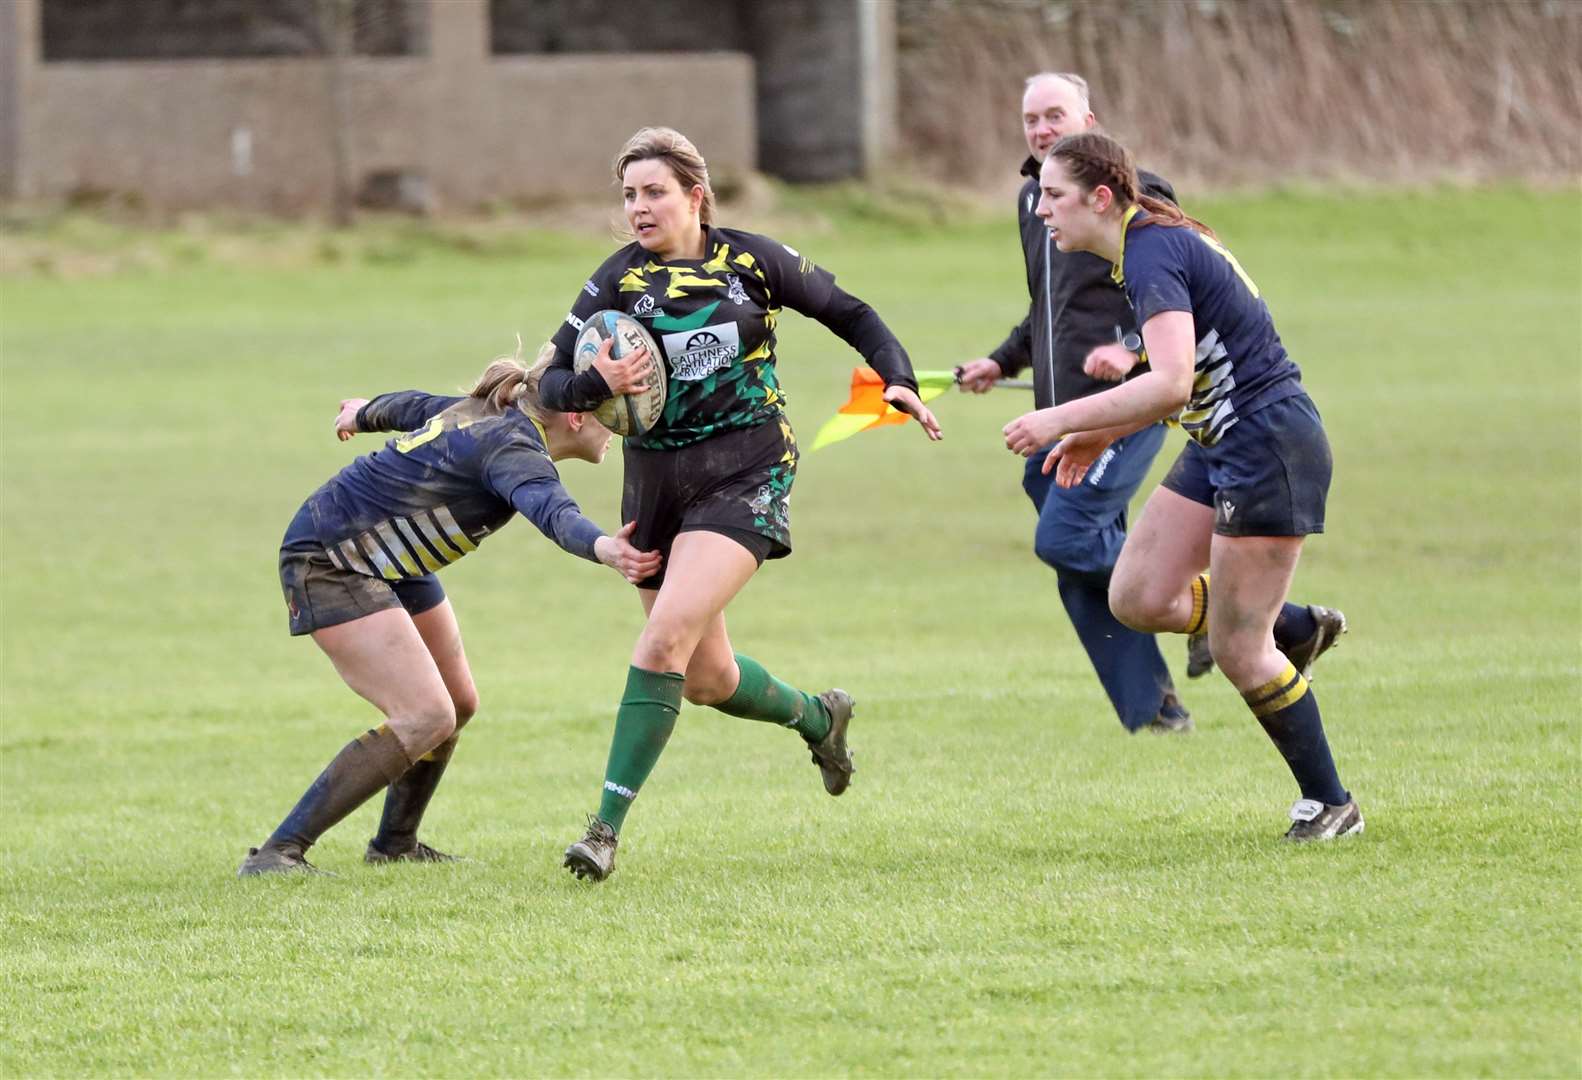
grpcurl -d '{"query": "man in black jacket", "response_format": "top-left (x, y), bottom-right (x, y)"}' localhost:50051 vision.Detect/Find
top-left (959, 72), bottom-right (1195, 733)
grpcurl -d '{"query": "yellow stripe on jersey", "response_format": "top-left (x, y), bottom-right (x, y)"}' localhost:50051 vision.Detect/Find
top-left (740, 340), bottom-right (771, 364)
top-left (357, 533), bottom-right (403, 580)
top-left (374, 521), bottom-right (421, 577)
top-left (618, 268), bottom-right (649, 293)
top-left (416, 514), bottom-right (463, 562)
top-left (433, 506), bottom-right (477, 553)
top-left (336, 539), bottom-right (374, 576)
top-left (733, 250), bottom-right (759, 276)
top-left (395, 517), bottom-right (446, 573)
top-left (663, 270), bottom-right (725, 297)
top-left (701, 243), bottom-right (732, 274)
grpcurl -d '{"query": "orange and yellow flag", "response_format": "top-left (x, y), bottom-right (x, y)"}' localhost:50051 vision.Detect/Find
top-left (810, 368), bottom-right (956, 451)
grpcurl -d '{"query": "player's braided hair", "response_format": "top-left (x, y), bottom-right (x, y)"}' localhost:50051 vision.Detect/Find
top-left (614, 127), bottom-right (717, 226)
top-left (470, 335), bottom-right (553, 423)
top-left (1049, 132), bottom-right (1212, 237)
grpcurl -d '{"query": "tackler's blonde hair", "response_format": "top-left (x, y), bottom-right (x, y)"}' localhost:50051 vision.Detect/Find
top-left (470, 336), bottom-right (558, 423)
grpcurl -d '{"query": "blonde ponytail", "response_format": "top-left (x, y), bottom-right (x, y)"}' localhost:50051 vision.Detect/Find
top-left (470, 335), bottom-right (554, 422)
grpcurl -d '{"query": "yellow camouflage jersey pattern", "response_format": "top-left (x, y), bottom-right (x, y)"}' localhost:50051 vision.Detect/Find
top-left (550, 227), bottom-right (849, 450)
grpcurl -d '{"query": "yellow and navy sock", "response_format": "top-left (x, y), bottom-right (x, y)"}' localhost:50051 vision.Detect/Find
top-left (1242, 663), bottom-right (1348, 806)
top-left (1184, 572), bottom-right (1210, 636)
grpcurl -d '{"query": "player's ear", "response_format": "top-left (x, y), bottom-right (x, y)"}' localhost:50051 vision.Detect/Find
top-left (688, 184), bottom-right (705, 215)
top-left (1091, 183), bottom-right (1114, 214)
top-left (565, 411), bottom-right (585, 433)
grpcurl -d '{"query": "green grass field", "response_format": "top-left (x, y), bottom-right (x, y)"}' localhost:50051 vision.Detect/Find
top-left (3, 187), bottom-right (1579, 1077)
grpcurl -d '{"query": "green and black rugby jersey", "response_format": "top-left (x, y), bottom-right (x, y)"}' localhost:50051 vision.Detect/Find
top-left (543, 226), bottom-right (918, 450)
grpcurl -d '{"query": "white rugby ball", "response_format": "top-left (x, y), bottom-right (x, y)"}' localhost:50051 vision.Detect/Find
top-left (573, 310), bottom-right (666, 437)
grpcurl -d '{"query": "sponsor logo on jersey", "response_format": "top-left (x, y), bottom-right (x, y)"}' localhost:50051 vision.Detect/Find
top-left (1219, 498), bottom-right (1236, 524)
top-left (633, 293), bottom-right (656, 316)
top-left (1025, 191), bottom-right (1035, 213)
top-left (782, 243), bottom-right (800, 258)
top-left (582, 279), bottom-right (600, 298)
top-left (662, 322), bottom-right (741, 381)
top-left (565, 312), bottom-right (584, 331)
top-left (726, 273), bottom-right (748, 306)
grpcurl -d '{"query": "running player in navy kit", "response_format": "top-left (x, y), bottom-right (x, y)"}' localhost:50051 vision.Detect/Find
top-left (1004, 132), bottom-right (1358, 841)
top-left (238, 346), bottom-right (660, 875)
top-left (957, 72), bottom-right (1194, 734)
top-left (541, 127), bottom-right (942, 881)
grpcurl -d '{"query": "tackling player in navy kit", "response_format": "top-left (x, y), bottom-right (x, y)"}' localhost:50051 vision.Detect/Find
top-left (1004, 132), bottom-right (1359, 841)
top-left (238, 346), bottom-right (659, 875)
top-left (541, 127), bottom-right (942, 881)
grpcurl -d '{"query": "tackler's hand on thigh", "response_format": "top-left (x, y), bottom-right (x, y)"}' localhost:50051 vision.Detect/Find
top-left (596, 521), bottom-right (663, 584)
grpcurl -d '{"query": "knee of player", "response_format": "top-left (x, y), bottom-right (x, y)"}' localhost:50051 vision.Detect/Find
top-left (405, 698), bottom-right (458, 755)
top-left (681, 669), bottom-right (734, 707)
top-left (1107, 576), bottom-right (1155, 628)
top-left (1034, 530), bottom-right (1099, 576)
top-left (634, 621), bottom-right (693, 672)
top-left (451, 686), bottom-right (480, 729)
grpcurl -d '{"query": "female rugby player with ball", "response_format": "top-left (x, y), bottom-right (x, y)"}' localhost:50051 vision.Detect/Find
top-left (1003, 132), bottom-right (1359, 842)
top-left (238, 346), bottom-right (658, 875)
top-left (542, 127), bottom-right (942, 881)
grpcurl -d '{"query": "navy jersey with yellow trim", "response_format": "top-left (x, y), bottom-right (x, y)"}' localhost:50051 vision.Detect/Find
top-left (285, 391), bottom-right (604, 580)
top-left (1116, 213), bottom-right (1303, 447)
top-left (543, 226), bottom-right (917, 450)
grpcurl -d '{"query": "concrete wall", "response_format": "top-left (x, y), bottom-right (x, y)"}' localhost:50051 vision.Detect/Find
top-left (0, 0), bottom-right (756, 212)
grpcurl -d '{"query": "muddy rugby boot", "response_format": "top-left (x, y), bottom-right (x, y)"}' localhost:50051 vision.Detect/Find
top-left (563, 817), bottom-right (618, 882)
top-left (1186, 630), bottom-right (1215, 679)
top-left (1279, 605), bottom-right (1348, 681)
top-left (237, 843), bottom-right (328, 877)
top-left (364, 839), bottom-right (460, 864)
top-left (807, 689), bottom-right (855, 795)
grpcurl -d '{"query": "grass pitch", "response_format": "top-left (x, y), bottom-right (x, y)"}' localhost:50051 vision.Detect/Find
top-left (2, 187), bottom-right (1579, 1077)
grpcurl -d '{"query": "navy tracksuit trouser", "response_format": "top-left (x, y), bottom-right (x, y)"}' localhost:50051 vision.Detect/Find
top-left (1021, 423), bottom-right (1175, 731)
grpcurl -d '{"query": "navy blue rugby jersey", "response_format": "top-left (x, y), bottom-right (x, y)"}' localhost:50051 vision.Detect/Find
top-left (287, 391), bottom-right (604, 579)
top-left (1114, 207), bottom-right (1303, 446)
top-left (542, 225), bottom-right (917, 450)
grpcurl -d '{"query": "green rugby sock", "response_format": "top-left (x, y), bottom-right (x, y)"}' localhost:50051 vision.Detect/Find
top-left (596, 666), bottom-right (684, 834)
top-left (714, 653), bottom-right (830, 743)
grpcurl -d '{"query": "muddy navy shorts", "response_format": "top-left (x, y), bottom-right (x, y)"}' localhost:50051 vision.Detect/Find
top-left (621, 420), bottom-right (797, 589)
top-left (1160, 392), bottom-right (1332, 537)
top-left (278, 503), bottom-right (446, 636)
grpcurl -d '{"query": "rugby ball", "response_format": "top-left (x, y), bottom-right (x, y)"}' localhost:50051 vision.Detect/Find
top-left (573, 310), bottom-right (667, 437)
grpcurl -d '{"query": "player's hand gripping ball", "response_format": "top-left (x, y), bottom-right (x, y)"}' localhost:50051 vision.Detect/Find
top-left (574, 310), bottom-right (667, 437)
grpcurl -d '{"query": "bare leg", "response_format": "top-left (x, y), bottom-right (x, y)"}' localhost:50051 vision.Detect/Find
top-left (368, 600), bottom-right (478, 859)
top-left (1109, 487), bottom-right (1214, 634)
